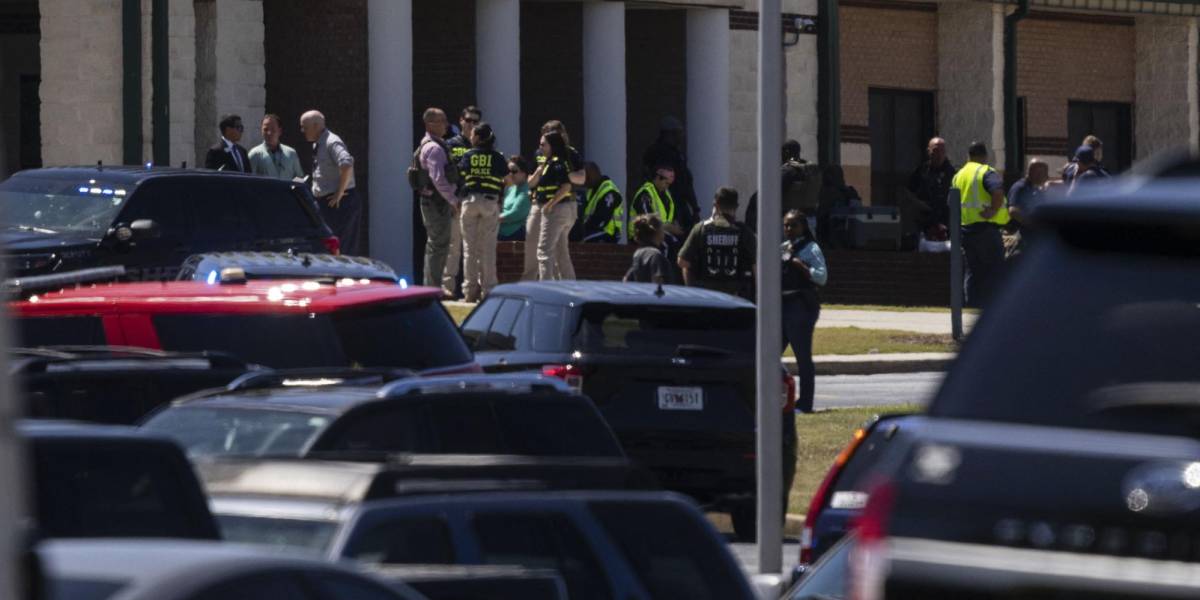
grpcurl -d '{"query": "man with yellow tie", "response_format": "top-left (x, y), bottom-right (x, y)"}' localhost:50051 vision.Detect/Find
top-left (953, 141), bottom-right (1009, 308)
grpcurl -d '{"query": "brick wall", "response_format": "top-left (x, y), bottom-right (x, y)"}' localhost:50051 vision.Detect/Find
top-left (1017, 14), bottom-right (1134, 148)
top-left (520, 2), bottom-right (583, 158)
top-left (625, 8), bottom-right (687, 193)
top-left (839, 4), bottom-right (937, 129)
top-left (495, 242), bottom-right (637, 283)
top-left (821, 249), bottom-right (949, 306)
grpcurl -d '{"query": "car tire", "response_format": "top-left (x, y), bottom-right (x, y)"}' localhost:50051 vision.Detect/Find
top-left (731, 500), bottom-right (757, 542)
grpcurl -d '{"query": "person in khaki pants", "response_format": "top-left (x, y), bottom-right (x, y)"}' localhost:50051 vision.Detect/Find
top-left (529, 132), bottom-right (577, 280)
top-left (456, 123), bottom-right (507, 302)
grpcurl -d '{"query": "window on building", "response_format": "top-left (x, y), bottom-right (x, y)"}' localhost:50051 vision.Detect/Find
top-left (1068, 101), bottom-right (1133, 174)
top-left (868, 88), bottom-right (935, 206)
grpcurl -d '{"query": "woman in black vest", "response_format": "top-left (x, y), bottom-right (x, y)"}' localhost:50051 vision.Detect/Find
top-left (781, 209), bottom-right (827, 414)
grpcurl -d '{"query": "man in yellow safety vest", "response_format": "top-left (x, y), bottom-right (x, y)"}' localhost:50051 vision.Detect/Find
top-left (952, 141), bottom-right (1009, 308)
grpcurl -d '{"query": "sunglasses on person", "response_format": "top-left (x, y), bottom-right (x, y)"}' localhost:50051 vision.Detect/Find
top-left (463, 117), bottom-right (480, 124)
top-left (231, 123), bottom-right (244, 131)
top-left (509, 167), bottom-right (521, 174)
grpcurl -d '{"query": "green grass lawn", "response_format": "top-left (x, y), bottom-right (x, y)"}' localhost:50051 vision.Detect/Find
top-left (826, 303), bottom-right (980, 314)
top-left (804, 327), bottom-right (957, 356)
top-left (789, 404), bottom-right (920, 515)
top-left (444, 303), bottom-right (474, 325)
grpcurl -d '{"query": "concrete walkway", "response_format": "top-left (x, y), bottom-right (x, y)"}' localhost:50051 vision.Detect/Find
top-left (818, 309), bottom-right (977, 335)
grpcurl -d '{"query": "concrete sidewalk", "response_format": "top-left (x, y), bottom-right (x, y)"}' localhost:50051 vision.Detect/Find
top-left (818, 309), bottom-right (977, 335)
top-left (791, 352), bottom-right (955, 376)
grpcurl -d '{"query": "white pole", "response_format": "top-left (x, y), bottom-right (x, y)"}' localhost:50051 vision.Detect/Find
top-left (757, 0), bottom-right (784, 577)
top-left (583, 0), bottom-right (628, 238)
top-left (686, 8), bottom-right (731, 219)
top-left (477, 0), bottom-right (521, 157)
top-left (367, 0), bottom-right (414, 278)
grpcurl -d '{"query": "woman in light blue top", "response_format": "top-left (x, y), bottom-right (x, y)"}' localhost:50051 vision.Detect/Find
top-left (781, 209), bottom-right (827, 413)
top-left (499, 155), bottom-right (532, 241)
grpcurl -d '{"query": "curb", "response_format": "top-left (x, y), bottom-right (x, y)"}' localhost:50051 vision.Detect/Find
top-left (789, 355), bottom-right (955, 376)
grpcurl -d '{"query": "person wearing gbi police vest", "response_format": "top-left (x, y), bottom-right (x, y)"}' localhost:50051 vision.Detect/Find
top-left (456, 122), bottom-right (506, 302)
top-left (580, 162), bottom-right (624, 243)
top-left (954, 141), bottom-right (1009, 308)
top-left (677, 187), bottom-right (756, 301)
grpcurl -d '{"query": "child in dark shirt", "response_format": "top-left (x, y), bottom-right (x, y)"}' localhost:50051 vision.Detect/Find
top-left (623, 214), bottom-right (670, 284)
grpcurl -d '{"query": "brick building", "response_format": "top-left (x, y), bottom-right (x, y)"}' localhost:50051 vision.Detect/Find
top-left (2, 0), bottom-right (1198, 282)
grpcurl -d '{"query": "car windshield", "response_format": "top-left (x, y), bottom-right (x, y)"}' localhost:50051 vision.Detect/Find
top-left (0, 176), bottom-right (130, 237)
top-left (215, 514), bottom-right (339, 553)
top-left (141, 406), bottom-right (331, 457)
top-left (574, 304), bottom-right (755, 356)
top-left (930, 235), bottom-right (1200, 438)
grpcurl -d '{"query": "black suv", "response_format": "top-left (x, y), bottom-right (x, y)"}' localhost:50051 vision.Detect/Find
top-left (461, 281), bottom-right (793, 540)
top-left (852, 181), bottom-right (1200, 599)
top-left (13, 346), bottom-right (255, 425)
top-left (0, 167), bottom-right (336, 279)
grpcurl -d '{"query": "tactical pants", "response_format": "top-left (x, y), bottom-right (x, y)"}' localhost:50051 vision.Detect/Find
top-left (420, 195), bottom-right (454, 288)
top-left (461, 194), bottom-right (500, 302)
top-left (441, 207), bottom-right (464, 297)
top-left (963, 223), bottom-right (1004, 309)
top-left (521, 204), bottom-right (542, 281)
top-left (537, 202), bottom-right (577, 281)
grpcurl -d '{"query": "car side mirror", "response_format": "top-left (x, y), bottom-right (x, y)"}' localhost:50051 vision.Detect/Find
top-left (130, 219), bottom-right (161, 238)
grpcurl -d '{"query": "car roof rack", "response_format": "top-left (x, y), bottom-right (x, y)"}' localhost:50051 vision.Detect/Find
top-left (224, 367), bottom-right (417, 393)
top-left (10, 346), bottom-right (251, 373)
top-left (375, 373), bottom-right (570, 399)
top-left (4, 265), bottom-right (127, 299)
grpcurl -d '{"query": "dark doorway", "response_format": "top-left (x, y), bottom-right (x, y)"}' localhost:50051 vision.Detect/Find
top-left (1067, 101), bottom-right (1132, 174)
top-left (624, 8), bottom-right (686, 194)
top-left (868, 88), bottom-right (934, 206)
top-left (19, 75), bottom-right (40, 170)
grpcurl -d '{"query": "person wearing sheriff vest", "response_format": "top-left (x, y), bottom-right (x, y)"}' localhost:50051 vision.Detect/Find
top-left (456, 122), bottom-right (507, 303)
top-left (581, 162), bottom-right (624, 243)
top-left (677, 186), bottom-right (757, 301)
top-left (953, 141), bottom-right (1010, 308)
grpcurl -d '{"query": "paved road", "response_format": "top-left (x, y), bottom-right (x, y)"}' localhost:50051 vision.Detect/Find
top-left (728, 540), bottom-right (800, 578)
top-left (810, 372), bottom-right (943, 410)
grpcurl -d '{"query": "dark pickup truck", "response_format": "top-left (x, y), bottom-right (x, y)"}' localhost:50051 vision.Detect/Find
top-left (850, 181), bottom-right (1200, 599)
top-left (24, 421), bottom-right (219, 540)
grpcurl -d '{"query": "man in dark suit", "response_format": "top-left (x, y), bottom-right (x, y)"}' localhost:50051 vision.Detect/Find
top-left (204, 114), bottom-right (251, 172)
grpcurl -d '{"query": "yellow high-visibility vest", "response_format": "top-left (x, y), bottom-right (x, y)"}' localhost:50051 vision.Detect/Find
top-left (954, 161), bottom-right (1010, 226)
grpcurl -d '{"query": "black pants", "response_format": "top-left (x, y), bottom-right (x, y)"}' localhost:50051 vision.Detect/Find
top-left (782, 294), bottom-right (820, 413)
top-left (963, 223), bottom-right (1004, 309)
top-left (318, 188), bottom-right (363, 256)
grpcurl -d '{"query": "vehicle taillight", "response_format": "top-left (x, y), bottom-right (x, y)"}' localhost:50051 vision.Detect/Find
top-left (849, 480), bottom-right (896, 600)
top-left (542, 364), bottom-right (583, 393)
top-left (783, 369), bottom-right (797, 413)
top-left (322, 235), bottom-right (341, 255)
top-left (799, 426), bottom-right (868, 566)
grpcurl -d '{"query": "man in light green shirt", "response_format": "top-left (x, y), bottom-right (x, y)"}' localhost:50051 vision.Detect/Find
top-left (248, 113), bottom-right (306, 180)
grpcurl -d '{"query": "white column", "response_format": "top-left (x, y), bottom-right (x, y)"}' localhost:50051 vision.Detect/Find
top-left (583, 1), bottom-right (627, 197)
top-left (1135, 16), bottom-right (1200, 159)
top-left (687, 8), bottom-right (731, 217)
top-left (937, 1), bottom-right (1004, 170)
top-left (477, 0), bottom-right (521, 156)
top-left (368, 0), bottom-right (413, 277)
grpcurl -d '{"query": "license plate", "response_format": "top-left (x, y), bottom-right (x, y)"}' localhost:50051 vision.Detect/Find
top-left (657, 386), bottom-right (704, 411)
